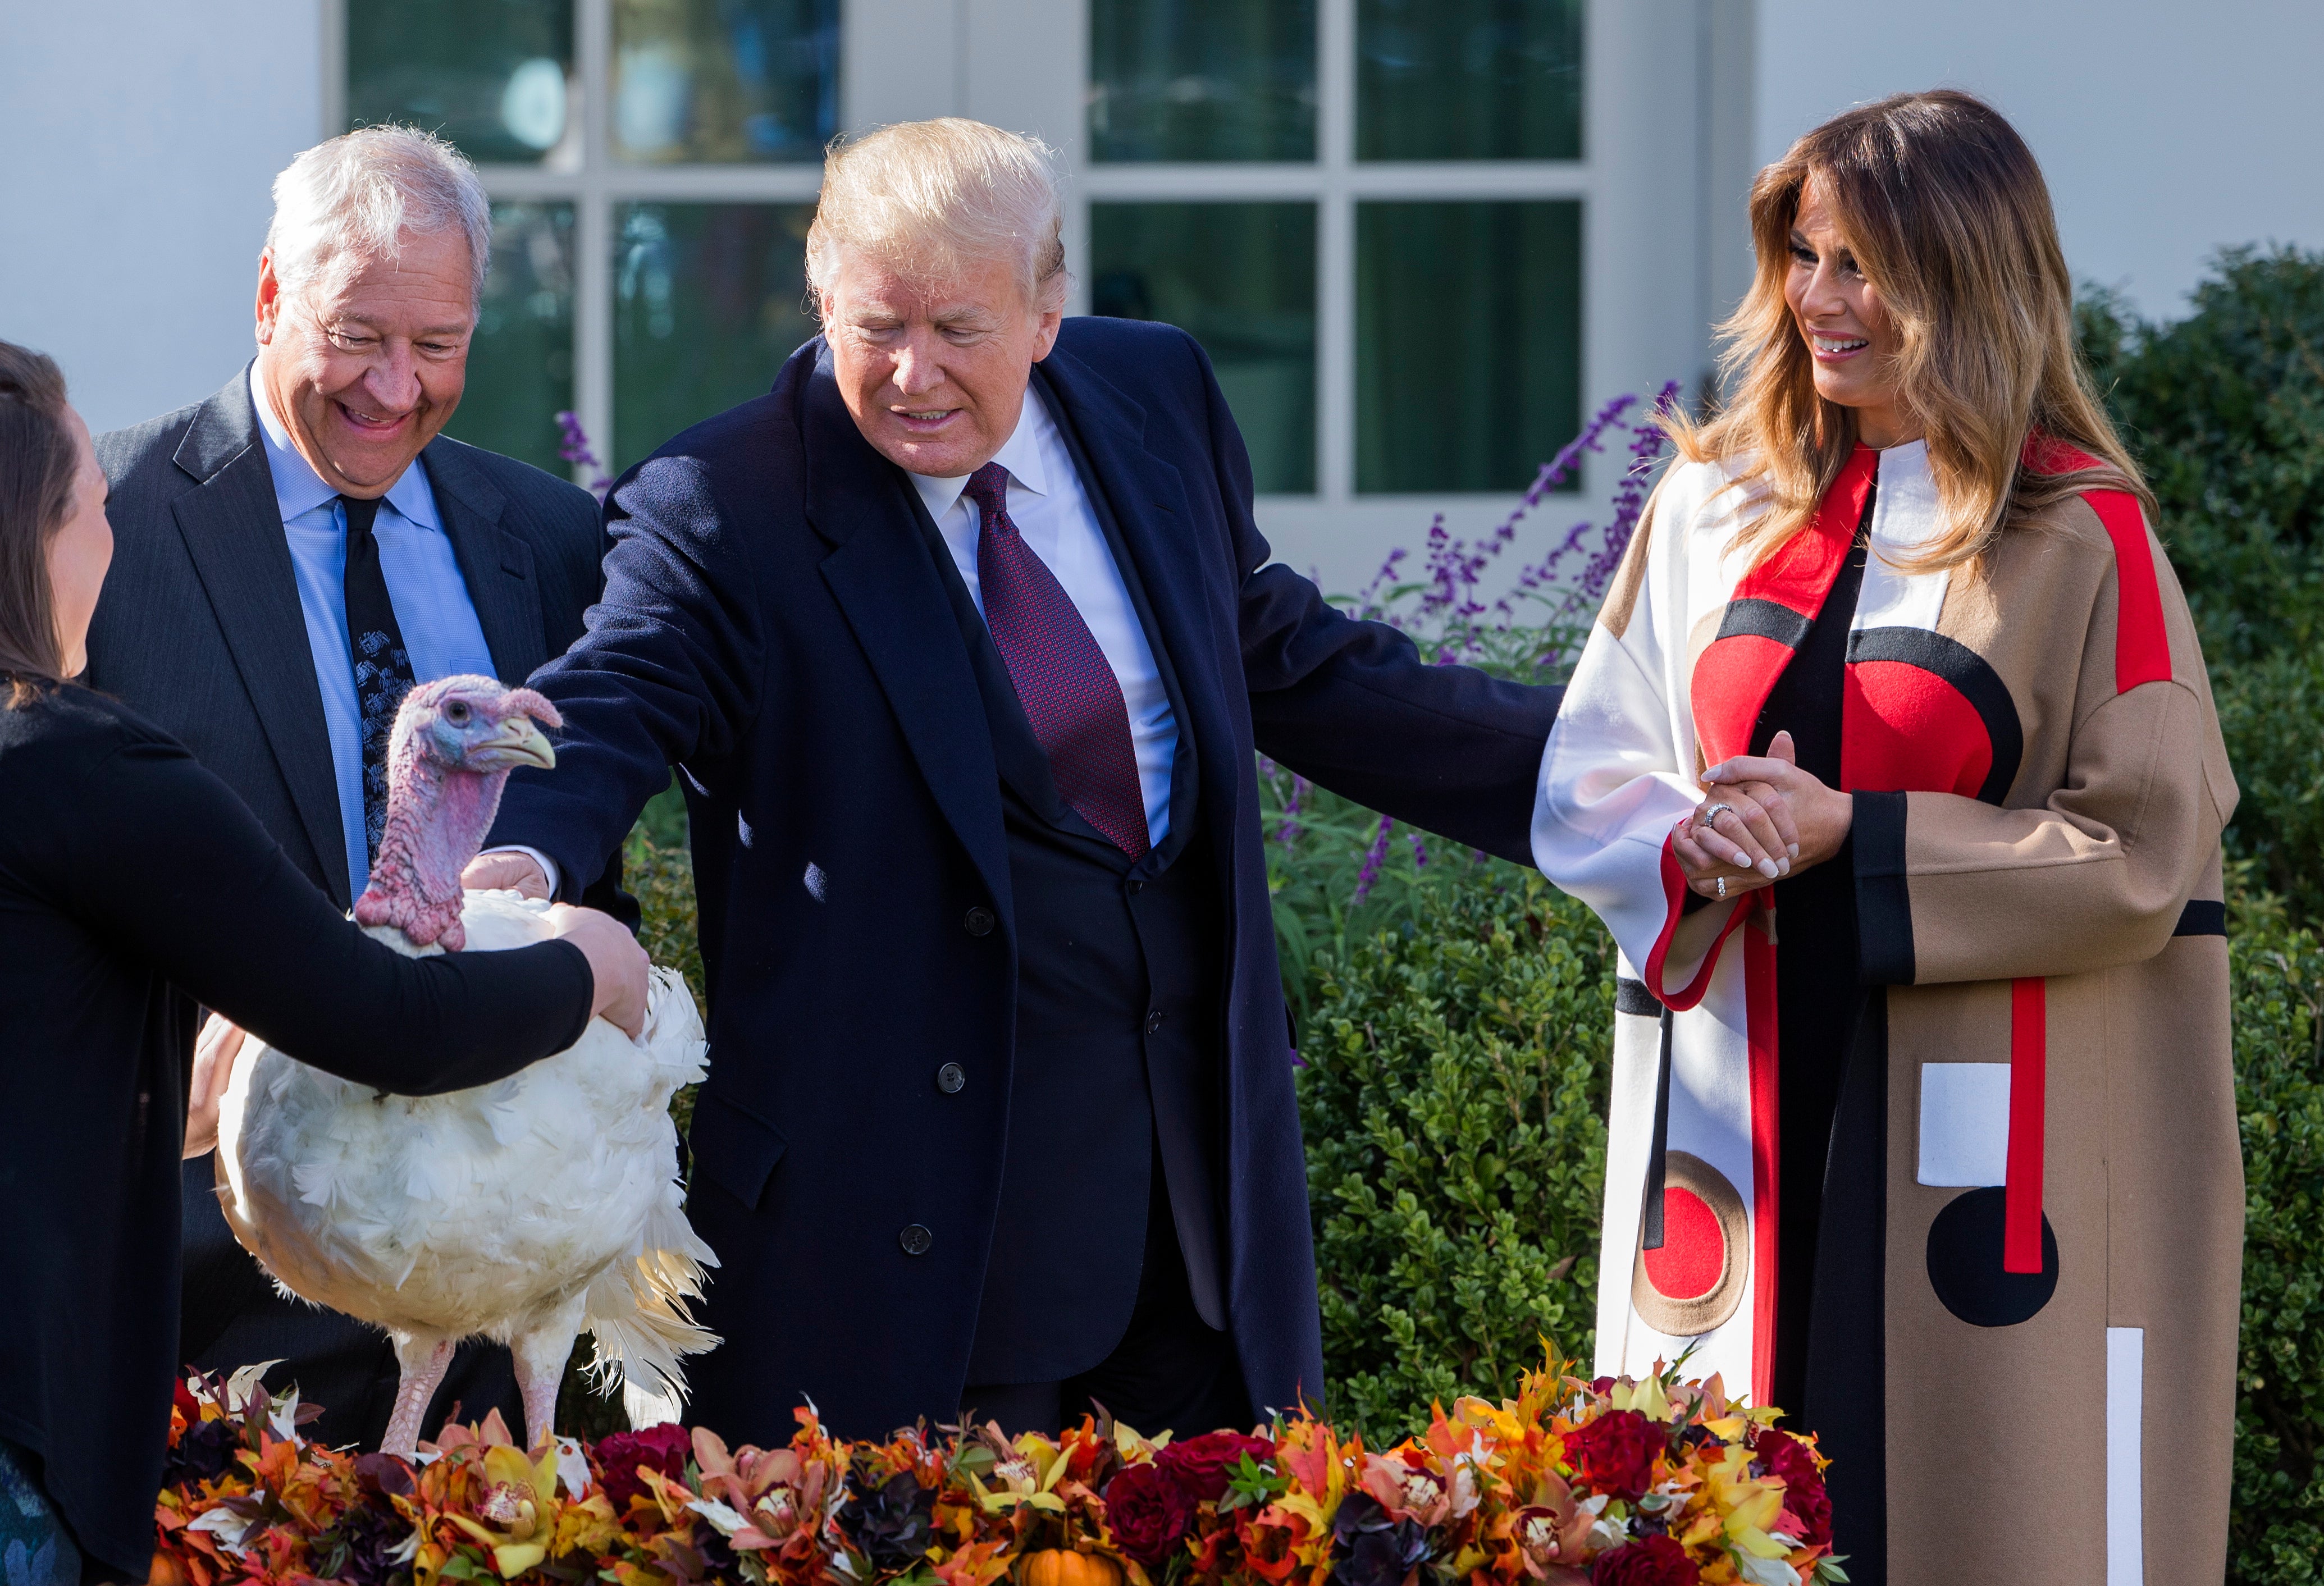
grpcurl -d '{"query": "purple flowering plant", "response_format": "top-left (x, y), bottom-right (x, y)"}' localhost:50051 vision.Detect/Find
top-left (1261, 385), bottom-right (1679, 1006)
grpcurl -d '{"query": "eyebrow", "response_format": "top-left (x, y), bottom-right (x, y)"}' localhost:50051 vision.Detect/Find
top-left (325, 311), bottom-right (474, 338)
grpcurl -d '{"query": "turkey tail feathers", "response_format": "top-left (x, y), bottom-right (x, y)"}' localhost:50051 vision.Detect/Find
top-left (578, 964), bottom-right (721, 1424)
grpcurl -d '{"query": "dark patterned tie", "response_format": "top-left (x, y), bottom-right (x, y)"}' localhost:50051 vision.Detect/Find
top-left (340, 493), bottom-right (417, 866)
top-left (965, 461), bottom-right (1150, 860)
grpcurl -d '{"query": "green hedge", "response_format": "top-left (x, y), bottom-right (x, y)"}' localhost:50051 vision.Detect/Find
top-left (1296, 866), bottom-right (1611, 1440)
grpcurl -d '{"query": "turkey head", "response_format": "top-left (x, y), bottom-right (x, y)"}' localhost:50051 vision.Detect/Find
top-left (353, 675), bottom-right (561, 952)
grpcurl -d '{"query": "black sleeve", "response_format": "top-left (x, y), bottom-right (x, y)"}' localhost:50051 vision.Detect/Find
top-left (1185, 334), bottom-right (1564, 863)
top-left (62, 735), bottom-right (596, 1094)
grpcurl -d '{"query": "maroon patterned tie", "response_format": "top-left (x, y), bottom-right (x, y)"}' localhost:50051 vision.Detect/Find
top-left (965, 461), bottom-right (1151, 860)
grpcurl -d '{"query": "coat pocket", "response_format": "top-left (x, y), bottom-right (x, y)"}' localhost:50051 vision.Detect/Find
top-left (688, 1089), bottom-right (789, 1211)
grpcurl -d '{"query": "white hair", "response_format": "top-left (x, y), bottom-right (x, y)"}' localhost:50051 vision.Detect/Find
top-left (264, 126), bottom-right (492, 307)
top-left (806, 118), bottom-right (1067, 313)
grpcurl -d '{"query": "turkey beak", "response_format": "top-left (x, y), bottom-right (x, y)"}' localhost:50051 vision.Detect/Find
top-left (471, 716), bottom-right (557, 773)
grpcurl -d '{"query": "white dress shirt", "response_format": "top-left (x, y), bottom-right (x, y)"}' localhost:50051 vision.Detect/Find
top-left (249, 365), bottom-right (496, 900)
top-left (910, 386), bottom-right (1179, 848)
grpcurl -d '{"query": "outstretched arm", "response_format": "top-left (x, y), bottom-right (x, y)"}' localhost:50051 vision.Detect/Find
top-left (1186, 339), bottom-right (1562, 862)
top-left (56, 736), bottom-right (602, 1098)
top-left (486, 449), bottom-right (770, 901)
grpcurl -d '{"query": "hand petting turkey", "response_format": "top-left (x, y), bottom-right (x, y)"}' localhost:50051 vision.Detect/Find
top-left (1675, 730), bottom-right (1855, 903)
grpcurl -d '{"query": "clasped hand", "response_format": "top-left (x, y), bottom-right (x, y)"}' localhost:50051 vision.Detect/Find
top-left (1673, 730), bottom-right (1855, 902)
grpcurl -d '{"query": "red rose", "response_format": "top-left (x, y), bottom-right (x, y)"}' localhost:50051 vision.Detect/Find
top-left (1104, 1462), bottom-right (1198, 1565)
top-left (1156, 1431), bottom-right (1275, 1503)
top-left (1590, 1534), bottom-right (1699, 1586)
top-left (1753, 1430), bottom-right (1830, 1548)
top-left (594, 1422), bottom-right (693, 1511)
top-left (1565, 1410), bottom-right (1663, 1503)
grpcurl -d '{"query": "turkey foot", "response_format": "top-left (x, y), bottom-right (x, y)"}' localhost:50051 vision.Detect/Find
top-left (383, 1333), bottom-right (455, 1456)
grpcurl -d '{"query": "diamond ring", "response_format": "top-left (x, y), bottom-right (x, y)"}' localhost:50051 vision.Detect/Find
top-left (1715, 875), bottom-right (1727, 899)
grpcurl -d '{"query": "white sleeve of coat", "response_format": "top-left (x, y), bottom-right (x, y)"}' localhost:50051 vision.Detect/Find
top-left (1531, 470), bottom-right (1718, 995)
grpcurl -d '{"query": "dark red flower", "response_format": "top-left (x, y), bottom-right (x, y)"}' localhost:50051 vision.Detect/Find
top-left (1156, 1430), bottom-right (1275, 1503)
top-left (1564, 1410), bottom-right (1663, 1502)
top-left (1753, 1430), bottom-right (1830, 1548)
top-left (1589, 1533), bottom-right (1699, 1586)
top-left (595, 1422), bottom-right (693, 1511)
top-left (1105, 1462), bottom-right (1198, 1565)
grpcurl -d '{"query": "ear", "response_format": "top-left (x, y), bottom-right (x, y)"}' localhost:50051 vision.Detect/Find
top-left (255, 251), bottom-right (283, 345)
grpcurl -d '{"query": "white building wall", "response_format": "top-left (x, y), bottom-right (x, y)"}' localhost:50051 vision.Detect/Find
top-left (0, 1), bottom-right (325, 434)
top-left (1753, 0), bottom-right (2324, 319)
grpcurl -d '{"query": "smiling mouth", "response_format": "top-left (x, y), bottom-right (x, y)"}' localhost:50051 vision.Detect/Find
top-left (335, 400), bottom-right (414, 433)
top-left (1811, 333), bottom-right (1870, 356)
top-left (892, 406), bottom-right (959, 428)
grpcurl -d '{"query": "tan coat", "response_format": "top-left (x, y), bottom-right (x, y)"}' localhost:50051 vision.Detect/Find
top-left (1532, 440), bottom-right (2242, 1585)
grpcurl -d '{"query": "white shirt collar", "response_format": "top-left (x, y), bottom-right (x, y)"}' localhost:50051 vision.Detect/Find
top-left (905, 386), bottom-right (1056, 525)
top-left (246, 362), bottom-right (440, 532)
top-left (1869, 440), bottom-right (1943, 551)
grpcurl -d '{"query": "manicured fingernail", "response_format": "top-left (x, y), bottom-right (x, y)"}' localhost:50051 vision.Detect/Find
top-left (1779, 858), bottom-right (1792, 875)
top-left (1759, 860), bottom-right (1778, 878)
top-left (1788, 844), bottom-right (1800, 859)
top-left (1730, 848), bottom-right (1750, 867)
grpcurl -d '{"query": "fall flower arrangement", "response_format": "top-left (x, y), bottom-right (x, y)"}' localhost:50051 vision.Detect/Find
top-left (151, 1356), bottom-right (1844, 1586)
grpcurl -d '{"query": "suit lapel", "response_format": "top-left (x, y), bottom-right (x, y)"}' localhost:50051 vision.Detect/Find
top-left (1030, 351), bottom-right (1239, 858)
top-left (168, 376), bottom-right (350, 904)
top-left (423, 438), bottom-right (547, 683)
top-left (800, 346), bottom-right (1014, 922)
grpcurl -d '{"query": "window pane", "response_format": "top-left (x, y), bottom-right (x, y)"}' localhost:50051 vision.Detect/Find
top-left (1357, 0), bottom-right (1583, 162)
top-left (445, 203), bottom-right (576, 473)
top-left (1089, 0), bottom-right (1316, 163)
top-left (613, 0), bottom-right (839, 163)
top-left (1091, 203), bottom-right (1316, 494)
top-left (1355, 200), bottom-right (1581, 493)
top-left (347, 0), bottom-right (576, 166)
top-left (614, 203), bottom-right (816, 469)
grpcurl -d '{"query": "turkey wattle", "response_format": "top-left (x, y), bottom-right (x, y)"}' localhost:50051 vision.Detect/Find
top-left (213, 675), bottom-right (718, 1455)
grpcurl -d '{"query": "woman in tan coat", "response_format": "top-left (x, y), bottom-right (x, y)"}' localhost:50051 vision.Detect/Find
top-left (1532, 90), bottom-right (2240, 1584)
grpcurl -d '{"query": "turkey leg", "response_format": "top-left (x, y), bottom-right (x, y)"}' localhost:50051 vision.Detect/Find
top-left (511, 1299), bottom-right (586, 1452)
top-left (382, 1333), bottom-right (455, 1456)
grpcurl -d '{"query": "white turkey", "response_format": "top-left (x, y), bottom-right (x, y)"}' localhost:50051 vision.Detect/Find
top-left (213, 674), bottom-right (718, 1455)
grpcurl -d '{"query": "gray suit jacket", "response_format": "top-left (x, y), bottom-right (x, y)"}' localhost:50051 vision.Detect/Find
top-left (86, 369), bottom-right (614, 1447)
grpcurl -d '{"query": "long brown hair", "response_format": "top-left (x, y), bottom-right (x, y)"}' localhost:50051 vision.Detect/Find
top-left (0, 340), bottom-right (77, 698)
top-left (1667, 89), bottom-right (2150, 570)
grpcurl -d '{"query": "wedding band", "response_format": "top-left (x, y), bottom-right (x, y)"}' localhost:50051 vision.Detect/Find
top-left (1700, 802), bottom-right (1735, 828)
top-left (1715, 876), bottom-right (1727, 899)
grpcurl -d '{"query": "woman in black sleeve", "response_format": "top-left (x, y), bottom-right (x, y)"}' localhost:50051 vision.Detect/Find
top-left (0, 339), bottom-right (650, 1585)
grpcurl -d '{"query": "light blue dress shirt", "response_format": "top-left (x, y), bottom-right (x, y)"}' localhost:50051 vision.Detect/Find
top-left (248, 365), bottom-right (497, 901)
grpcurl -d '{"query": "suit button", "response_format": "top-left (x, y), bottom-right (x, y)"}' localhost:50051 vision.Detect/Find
top-left (1145, 1010), bottom-right (1166, 1035)
top-left (899, 1224), bottom-right (933, 1256)
top-left (1126, 879), bottom-right (1145, 895)
top-left (936, 1062), bottom-right (966, 1094)
top-left (963, 906), bottom-right (996, 936)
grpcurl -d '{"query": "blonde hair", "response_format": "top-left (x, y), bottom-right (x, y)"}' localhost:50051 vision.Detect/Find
top-left (1667, 89), bottom-right (2150, 571)
top-left (806, 118), bottom-right (1068, 312)
top-left (266, 126), bottom-right (492, 307)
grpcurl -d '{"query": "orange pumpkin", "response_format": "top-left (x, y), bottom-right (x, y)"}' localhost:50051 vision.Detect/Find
top-left (147, 1550), bottom-right (188, 1586)
top-left (1020, 1550), bottom-right (1124, 1586)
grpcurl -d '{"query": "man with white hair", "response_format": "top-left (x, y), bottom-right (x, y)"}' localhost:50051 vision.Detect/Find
top-left (87, 126), bottom-right (618, 1448)
top-left (468, 117), bottom-right (1563, 1439)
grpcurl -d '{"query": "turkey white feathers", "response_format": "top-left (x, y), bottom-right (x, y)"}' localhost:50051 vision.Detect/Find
top-left (211, 675), bottom-right (719, 1454)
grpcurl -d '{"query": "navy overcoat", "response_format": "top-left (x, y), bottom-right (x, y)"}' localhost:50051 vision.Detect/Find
top-left (488, 318), bottom-right (1563, 1439)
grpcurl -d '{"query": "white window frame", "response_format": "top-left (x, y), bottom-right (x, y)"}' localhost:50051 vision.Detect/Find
top-left (325, 0), bottom-right (1754, 591)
